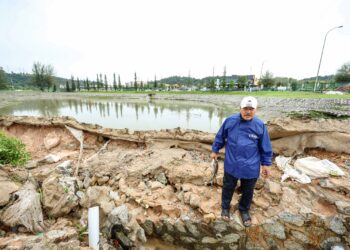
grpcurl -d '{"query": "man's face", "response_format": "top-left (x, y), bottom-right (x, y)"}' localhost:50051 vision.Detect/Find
top-left (240, 107), bottom-right (256, 121)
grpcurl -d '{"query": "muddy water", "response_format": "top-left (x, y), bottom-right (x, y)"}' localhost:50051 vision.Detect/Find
top-left (0, 97), bottom-right (237, 133)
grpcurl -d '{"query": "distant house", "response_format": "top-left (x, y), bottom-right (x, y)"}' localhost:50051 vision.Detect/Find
top-left (226, 75), bottom-right (257, 86)
top-left (164, 83), bottom-right (181, 91)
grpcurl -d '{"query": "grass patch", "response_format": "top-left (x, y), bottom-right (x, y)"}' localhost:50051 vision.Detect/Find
top-left (0, 131), bottom-right (30, 166)
top-left (75, 223), bottom-right (88, 242)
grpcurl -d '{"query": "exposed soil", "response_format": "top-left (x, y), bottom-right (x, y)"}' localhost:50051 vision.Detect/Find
top-left (0, 115), bottom-right (349, 249)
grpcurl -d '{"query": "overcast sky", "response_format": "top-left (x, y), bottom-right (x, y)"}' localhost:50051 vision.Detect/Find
top-left (1, 0), bottom-right (349, 83)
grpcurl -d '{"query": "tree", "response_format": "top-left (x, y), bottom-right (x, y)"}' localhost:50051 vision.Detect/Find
top-left (220, 66), bottom-right (227, 90)
top-left (0, 67), bottom-right (8, 90)
top-left (32, 62), bottom-right (45, 91)
top-left (229, 80), bottom-right (234, 90)
top-left (76, 78), bottom-right (81, 91)
top-left (335, 62), bottom-right (350, 83)
top-left (44, 65), bottom-right (54, 91)
top-left (134, 72), bottom-right (138, 91)
top-left (187, 71), bottom-right (192, 88)
top-left (237, 76), bottom-right (248, 89)
top-left (86, 78), bottom-right (90, 91)
top-left (99, 73), bottom-right (103, 90)
top-left (140, 80), bottom-right (144, 90)
top-left (96, 74), bottom-right (100, 91)
top-left (154, 75), bottom-right (157, 89)
top-left (260, 71), bottom-right (274, 89)
top-left (104, 74), bottom-right (108, 91)
top-left (118, 75), bottom-right (121, 90)
top-left (113, 73), bottom-right (117, 91)
top-left (209, 78), bottom-right (215, 91)
top-left (71, 76), bottom-right (76, 91)
top-left (65, 80), bottom-right (70, 92)
top-left (31, 62), bottom-right (55, 91)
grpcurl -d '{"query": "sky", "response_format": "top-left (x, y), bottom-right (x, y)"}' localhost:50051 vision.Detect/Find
top-left (1, 0), bottom-right (350, 83)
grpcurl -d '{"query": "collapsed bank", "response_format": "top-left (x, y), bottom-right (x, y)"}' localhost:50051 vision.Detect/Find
top-left (0, 115), bottom-right (349, 250)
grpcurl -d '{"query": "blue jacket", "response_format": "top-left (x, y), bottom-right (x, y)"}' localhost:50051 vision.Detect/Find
top-left (212, 113), bottom-right (272, 179)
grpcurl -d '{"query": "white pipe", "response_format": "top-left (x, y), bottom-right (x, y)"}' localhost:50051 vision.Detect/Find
top-left (88, 206), bottom-right (99, 250)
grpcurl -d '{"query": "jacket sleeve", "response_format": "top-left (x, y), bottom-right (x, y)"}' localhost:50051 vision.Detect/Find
top-left (211, 119), bottom-right (228, 153)
top-left (259, 124), bottom-right (273, 166)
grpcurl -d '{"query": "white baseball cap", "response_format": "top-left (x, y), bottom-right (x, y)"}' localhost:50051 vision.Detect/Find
top-left (240, 96), bottom-right (258, 109)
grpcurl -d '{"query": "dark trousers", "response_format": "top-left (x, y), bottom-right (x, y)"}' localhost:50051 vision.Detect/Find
top-left (221, 172), bottom-right (257, 212)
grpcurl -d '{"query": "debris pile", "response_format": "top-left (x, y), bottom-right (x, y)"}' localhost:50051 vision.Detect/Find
top-left (0, 116), bottom-right (349, 249)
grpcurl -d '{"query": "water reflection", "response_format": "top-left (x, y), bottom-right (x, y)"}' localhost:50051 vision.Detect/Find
top-left (0, 98), bottom-right (236, 133)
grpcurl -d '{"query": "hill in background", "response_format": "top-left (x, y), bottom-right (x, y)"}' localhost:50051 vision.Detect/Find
top-left (5, 72), bottom-right (67, 89)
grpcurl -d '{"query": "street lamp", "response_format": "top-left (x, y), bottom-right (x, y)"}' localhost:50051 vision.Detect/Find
top-left (258, 60), bottom-right (266, 88)
top-left (259, 61), bottom-right (265, 80)
top-left (314, 25), bottom-right (343, 92)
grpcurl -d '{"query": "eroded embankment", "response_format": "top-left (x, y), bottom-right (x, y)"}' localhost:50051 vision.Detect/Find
top-left (0, 116), bottom-right (349, 250)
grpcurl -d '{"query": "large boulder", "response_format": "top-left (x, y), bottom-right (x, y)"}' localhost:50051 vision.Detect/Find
top-left (42, 174), bottom-right (79, 217)
top-left (0, 181), bottom-right (45, 232)
top-left (43, 132), bottom-right (61, 150)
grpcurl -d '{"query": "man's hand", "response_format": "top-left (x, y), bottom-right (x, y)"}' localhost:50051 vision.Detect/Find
top-left (210, 152), bottom-right (218, 160)
top-left (261, 165), bottom-right (270, 178)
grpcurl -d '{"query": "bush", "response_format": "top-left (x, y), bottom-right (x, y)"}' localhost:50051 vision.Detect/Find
top-left (0, 131), bottom-right (30, 166)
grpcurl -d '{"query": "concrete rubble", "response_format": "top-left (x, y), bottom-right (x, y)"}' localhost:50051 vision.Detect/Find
top-left (0, 115), bottom-right (349, 249)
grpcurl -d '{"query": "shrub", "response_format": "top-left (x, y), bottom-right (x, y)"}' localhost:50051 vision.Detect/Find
top-left (0, 131), bottom-right (30, 166)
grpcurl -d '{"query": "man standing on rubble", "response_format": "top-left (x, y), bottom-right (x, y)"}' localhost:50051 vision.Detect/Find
top-left (210, 96), bottom-right (272, 227)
